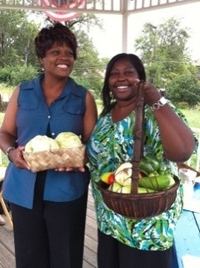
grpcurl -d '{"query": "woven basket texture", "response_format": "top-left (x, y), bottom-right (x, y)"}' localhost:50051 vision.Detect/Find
top-left (99, 176), bottom-right (179, 219)
top-left (98, 82), bottom-right (180, 219)
top-left (23, 145), bottom-right (85, 173)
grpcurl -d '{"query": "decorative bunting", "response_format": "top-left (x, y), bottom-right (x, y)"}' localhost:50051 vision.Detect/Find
top-left (38, 0), bottom-right (85, 22)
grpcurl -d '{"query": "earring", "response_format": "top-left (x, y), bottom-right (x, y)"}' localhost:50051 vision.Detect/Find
top-left (109, 91), bottom-right (115, 103)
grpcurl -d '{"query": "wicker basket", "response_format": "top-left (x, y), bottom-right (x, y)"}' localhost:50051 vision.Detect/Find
top-left (98, 82), bottom-right (180, 219)
top-left (23, 145), bottom-right (85, 173)
top-left (99, 176), bottom-right (179, 219)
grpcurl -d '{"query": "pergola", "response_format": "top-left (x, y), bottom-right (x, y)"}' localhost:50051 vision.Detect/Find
top-left (0, 0), bottom-right (199, 52)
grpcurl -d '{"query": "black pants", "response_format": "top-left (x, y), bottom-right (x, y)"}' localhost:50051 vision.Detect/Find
top-left (10, 174), bottom-right (88, 268)
top-left (98, 230), bottom-right (172, 268)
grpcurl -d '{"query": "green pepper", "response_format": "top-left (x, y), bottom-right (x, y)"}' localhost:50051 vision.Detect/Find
top-left (139, 158), bottom-right (155, 175)
top-left (144, 155), bottom-right (160, 171)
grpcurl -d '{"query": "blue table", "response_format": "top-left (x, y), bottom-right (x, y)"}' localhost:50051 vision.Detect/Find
top-left (173, 184), bottom-right (200, 267)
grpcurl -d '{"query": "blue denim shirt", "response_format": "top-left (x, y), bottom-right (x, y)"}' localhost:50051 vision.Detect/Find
top-left (3, 75), bottom-right (90, 209)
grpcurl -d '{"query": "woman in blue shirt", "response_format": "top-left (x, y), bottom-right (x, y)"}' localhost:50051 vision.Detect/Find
top-left (0, 23), bottom-right (97, 268)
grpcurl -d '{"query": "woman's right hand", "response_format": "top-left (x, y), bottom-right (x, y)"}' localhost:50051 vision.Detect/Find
top-left (9, 146), bottom-right (30, 170)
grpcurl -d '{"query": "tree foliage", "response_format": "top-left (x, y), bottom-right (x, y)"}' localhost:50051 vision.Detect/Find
top-left (0, 8), bottom-right (105, 96)
top-left (71, 29), bottom-right (104, 97)
top-left (167, 75), bottom-right (200, 107)
top-left (0, 7), bottom-right (39, 67)
top-left (66, 14), bottom-right (105, 96)
top-left (134, 17), bottom-right (199, 106)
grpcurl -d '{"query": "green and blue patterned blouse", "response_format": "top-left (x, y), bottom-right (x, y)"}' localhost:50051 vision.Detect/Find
top-left (87, 103), bottom-right (195, 251)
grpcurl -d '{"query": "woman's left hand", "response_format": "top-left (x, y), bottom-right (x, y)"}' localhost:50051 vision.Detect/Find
top-left (142, 82), bottom-right (162, 106)
top-left (140, 81), bottom-right (195, 162)
top-left (55, 167), bottom-right (85, 172)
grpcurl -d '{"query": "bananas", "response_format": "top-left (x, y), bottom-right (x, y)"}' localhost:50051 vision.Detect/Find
top-left (138, 174), bottom-right (174, 191)
top-left (115, 162), bottom-right (132, 186)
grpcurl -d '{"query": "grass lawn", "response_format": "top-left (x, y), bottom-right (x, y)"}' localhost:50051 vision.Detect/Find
top-left (180, 109), bottom-right (200, 129)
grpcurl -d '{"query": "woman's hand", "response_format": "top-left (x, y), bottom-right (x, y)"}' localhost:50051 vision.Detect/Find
top-left (55, 167), bottom-right (85, 172)
top-left (9, 146), bottom-right (30, 170)
top-left (135, 80), bottom-right (195, 162)
top-left (133, 79), bottom-right (162, 106)
top-left (141, 81), bottom-right (162, 106)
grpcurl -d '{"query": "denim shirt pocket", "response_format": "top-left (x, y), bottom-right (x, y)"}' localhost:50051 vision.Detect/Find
top-left (19, 99), bottom-right (38, 110)
top-left (62, 95), bottom-right (85, 115)
top-left (18, 90), bottom-right (39, 110)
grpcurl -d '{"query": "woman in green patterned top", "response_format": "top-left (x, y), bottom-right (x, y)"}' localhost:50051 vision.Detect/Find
top-left (87, 53), bottom-right (196, 268)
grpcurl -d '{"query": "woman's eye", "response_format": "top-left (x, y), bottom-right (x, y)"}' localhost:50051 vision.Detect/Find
top-left (67, 51), bottom-right (74, 57)
top-left (125, 70), bottom-right (134, 75)
top-left (110, 72), bottom-right (118, 77)
top-left (51, 50), bottom-right (59, 55)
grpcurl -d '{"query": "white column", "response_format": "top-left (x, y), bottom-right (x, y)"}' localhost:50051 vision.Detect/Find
top-left (122, 0), bottom-right (128, 53)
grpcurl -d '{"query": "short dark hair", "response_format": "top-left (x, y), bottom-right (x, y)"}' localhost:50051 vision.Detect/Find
top-left (101, 53), bottom-right (146, 116)
top-left (34, 23), bottom-right (78, 59)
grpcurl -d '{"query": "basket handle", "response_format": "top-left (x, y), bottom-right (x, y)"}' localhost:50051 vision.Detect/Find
top-left (131, 81), bottom-right (145, 194)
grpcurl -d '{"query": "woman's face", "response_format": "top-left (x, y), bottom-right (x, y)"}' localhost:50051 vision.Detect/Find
top-left (108, 59), bottom-right (140, 101)
top-left (40, 43), bottom-right (75, 78)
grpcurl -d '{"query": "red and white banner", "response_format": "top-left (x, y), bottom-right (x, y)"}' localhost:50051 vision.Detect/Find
top-left (38, 0), bottom-right (85, 22)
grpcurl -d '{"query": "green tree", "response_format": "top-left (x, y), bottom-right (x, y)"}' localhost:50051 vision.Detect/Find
top-left (72, 31), bottom-right (104, 97)
top-left (0, 6), bottom-right (39, 67)
top-left (134, 17), bottom-right (199, 106)
top-left (167, 75), bottom-right (200, 106)
top-left (134, 18), bottom-right (194, 85)
top-left (0, 9), bottom-right (105, 94)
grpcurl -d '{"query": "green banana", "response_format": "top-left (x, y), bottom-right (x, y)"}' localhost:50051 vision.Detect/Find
top-left (138, 174), bottom-right (173, 191)
top-left (138, 187), bottom-right (155, 194)
top-left (166, 176), bottom-right (176, 189)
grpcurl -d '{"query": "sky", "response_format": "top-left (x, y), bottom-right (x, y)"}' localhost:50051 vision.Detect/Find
top-left (90, 1), bottom-right (200, 62)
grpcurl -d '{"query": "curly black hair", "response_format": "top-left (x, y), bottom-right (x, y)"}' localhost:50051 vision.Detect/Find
top-left (101, 53), bottom-right (146, 116)
top-left (34, 23), bottom-right (78, 59)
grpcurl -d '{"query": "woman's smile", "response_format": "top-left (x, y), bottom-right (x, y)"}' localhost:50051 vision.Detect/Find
top-left (57, 64), bottom-right (69, 70)
top-left (116, 85), bottom-right (129, 91)
top-left (109, 59), bottom-right (140, 100)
